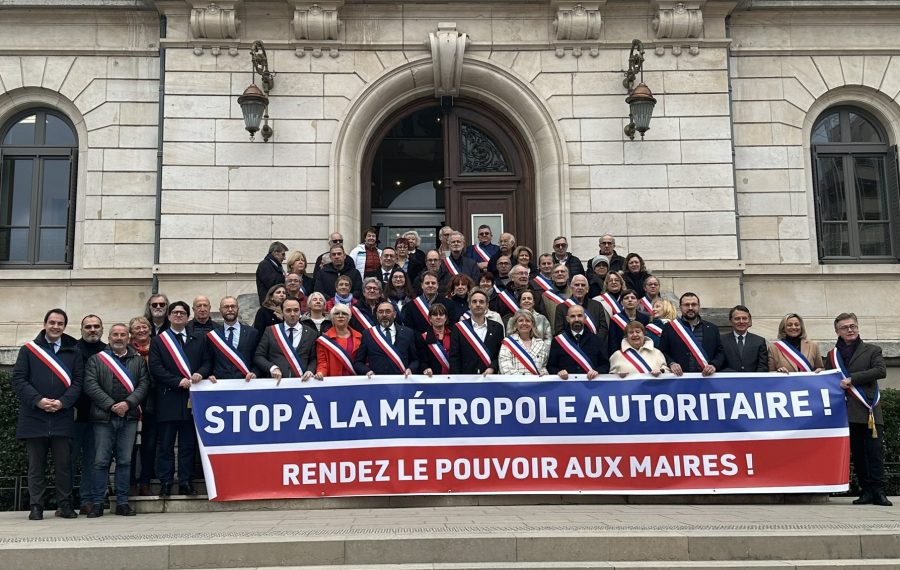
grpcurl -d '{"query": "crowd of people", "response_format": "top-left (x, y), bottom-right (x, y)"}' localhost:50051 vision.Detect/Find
top-left (10, 226), bottom-right (891, 521)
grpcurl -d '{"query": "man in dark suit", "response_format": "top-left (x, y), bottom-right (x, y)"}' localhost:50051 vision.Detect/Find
top-left (364, 247), bottom-right (400, 285)
top-left (255, 241), bottom-right (288, 304)
top-left (207, 296), bottom-right (259, 382)
top-left (353, 301), bottom-right (418, 376)
top-left (438, 231), bottom-right (480, 288)
top-left (831, 312), bottom-right (890, 506)
top-left (658, 292), bottom-right (725, 376)
top-left (548, 304), bottom-right (609, 379)
top-left (254, 298), bottom-right (317, 382)
top-left (449, 289), bottom-right (504, 374)
top-left (552, 274), bottom-right (607, 343)
top-left (720, 305), bottom-right (768, 373)
top-left (464, 224), bottom-right (500, 271)
top-left (402, 271), bottom-right (450, 334)
top-left (148, 301), bottom-right (211, 497)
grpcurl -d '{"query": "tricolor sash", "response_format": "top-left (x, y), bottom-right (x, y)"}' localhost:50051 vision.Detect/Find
top-left (412, 296), bottom-right (431, 321)
top-left (610, 312), bottom-right (631, 331)
top-left (272, 324), bottom-right (304, 377)
top-left (423, 332), bottom-right (450, 374)
top-left (159, 330), bottom-right (193, 379)
top-left (555, 333), bottom-right (593, 374)
top-left (369, 328), bottom-right (407, 373)
top-left (829, 348), bottom-right (880, 437)
top-left (96, 351), bottom-right (136, 393)
top-left (442, 257), bottom-right (460, 276)
top-left (25, 341), bottom-right (72, 388)
top-left (473, 244), bottom-right (491, 262)
top-left (640, 296), bottom-right (654, 313)
top-left (351, 305), bottom-right (376, 330)
top-left (646, 322), bottom-right (664, 337)
top-left (455, 320), bottom-right (492, 367)
top-left (670, 320), bottom-right (709, 368)
top-left (563, 299), bottom-right (598, 334)
top-left (207, 329), bottom-right (251, 376)
top-left (316, 335), bottom-right (355, 375)
top-left (772, 340), bottom-right (813, 372)
top-left (542, 290), bottom-right (567, 306)
top-left (502, 336), bottom-right (540, 375)
top-left (497, 290), bottom-right (519, 314)
top-left (622, 347), bottom-right (653, 374)
top-left (532, 275), bottom-right (554, 292)
top-left (599, 293), bottom-right (623, 317)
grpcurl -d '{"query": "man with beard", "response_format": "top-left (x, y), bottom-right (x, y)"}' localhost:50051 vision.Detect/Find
top-left (83, 323), bottom-right (150, 517)
top-left (207, 296), bottom-right (259, 382)
top-left (449, 289), bottom-right (504, 375)
top-left (254, 298), bottom-right (317, 382)
top-left (438, 231), bottom-right (480, 287)
top-left (144, 294), bottom-right (169, 336)
top-left (353, 301), bottom-right (417, 376)
top-left (552, 274), bottom-right (607, 343)
top-left (402, 271), bottom-right (450, 333)
top-left (74, 315), bottom-right (106, 514)
top-left (548, 304), bottom-right (609, 379)
top-left (186, 295), bottom-right (218, 337)
top-left (658, 292), bottom-right (724, 376)
top-left (12, 308), bottom-right (83, 520)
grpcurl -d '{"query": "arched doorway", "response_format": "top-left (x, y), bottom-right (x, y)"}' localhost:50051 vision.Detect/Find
top-left (362, 97), bottom-right (535, 251)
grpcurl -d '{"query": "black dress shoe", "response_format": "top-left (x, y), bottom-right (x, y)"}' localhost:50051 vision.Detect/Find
top-left (873, 493), bottom-right (893, 507)
top-left (853, 491), bottom-right (874, 505)
top-left (159, 483), bottom-right (171, 498)
top-left (79, 503), bottom-right (93, 515)
top-left (178, 484), bottom-right (198, 496)
top-left (86, 504), bottom-right (104, 518)
top-left (28, 506), bottom-right (43, 521)
top-left (115, 504), bottom-right (137, 516)
top-left (55, 505), bottom-right (78, 519)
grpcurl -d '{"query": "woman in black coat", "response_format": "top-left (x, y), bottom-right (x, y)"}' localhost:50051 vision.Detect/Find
top-left (623, 253), bottom-right (650, 299)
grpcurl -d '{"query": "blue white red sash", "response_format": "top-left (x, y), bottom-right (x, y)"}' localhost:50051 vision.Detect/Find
top-left (532, 275), bottom-right (554, 292)
top-left (563, 298), bottom-right (598, 334)
top-left (207, 329), bottom-right (251, 376)
top-left (442, 257), bottom-right (460, 276)
top-left (610, 312), bottom-right (630, 331)
top-left (502, 336), bottom-right (540, 375)
top-left (25, 341), bottom-right (72, 388)
top-left (646, 322), bottom-right (664, 337)
top-left (159, 330), bottom-right (193, 379)
top-left (368, 327), bottom-right (407, 373)
top-left (473, 244), bottom-right (491, 262)
top-left (423, 332), bottom-right (450, 374)
top-left (542, 290), bottom-right (567, 305)
top-left (829, 348), bottom-right (880, 414)
top-left (351, 305), bottom-right (376, 330)
top-left (670, 320), bottom-right (709, 368)
top-left (316, 335), bottom-right (355, 375)
top-left (640, 296), bottom-right (653, 313)
top-left (598, 293), bottom-right (623, 317)
top-left (555, 332), bottom-right (593, 374)
top-left (412, 296), bottom-right (431, 321)
top-left (455, 320), bottom-right (492, 367)
top-left (772, 340), bottom-right (813, 372)
top-left (96, 351), bottom-right (135, 393)
top-left (272, 324), bottom-right (304, 377)
top-left (621, 347), bottom-right (653, 373)
top-left (497, 290), bottom-right (519, 313)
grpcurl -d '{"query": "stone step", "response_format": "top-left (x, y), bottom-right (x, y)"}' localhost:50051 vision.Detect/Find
top-left (176, 563), bottom-right (900, 570)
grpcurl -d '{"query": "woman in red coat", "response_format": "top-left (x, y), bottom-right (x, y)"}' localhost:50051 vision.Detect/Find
top-left (314, 303), bottom-right (362, 378)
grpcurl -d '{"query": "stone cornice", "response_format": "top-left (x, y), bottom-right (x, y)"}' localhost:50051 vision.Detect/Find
top-left (0, 0), bottom-right (154, 7)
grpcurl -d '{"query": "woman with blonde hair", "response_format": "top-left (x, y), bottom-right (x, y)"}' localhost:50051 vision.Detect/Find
top-left (768, 313), bottom-right (824, 373)
top-left (609, 321), bottom-right (668, 377)
top-left (499, 309), bottom-right (549, 375)
top-left (314, 304), bottom-right (361, 378)
top-left (646, 298), bottom-right (676, 345)
top-left (285, 250), bottom-right (314, 295)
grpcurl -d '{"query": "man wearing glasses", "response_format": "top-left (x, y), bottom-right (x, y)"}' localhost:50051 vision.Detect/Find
top-left (73, 315), bottom-right (106, 514)
top-left (829, 313), bottom-right (891, 507)
top-left (597, 234), bottom-right (625, 273)
top-left (550, 235), bottom-right (584, 277)
top-left (144, 294), bottom-right (169, 336)
top-left (464, 224), bottom-right (499, 270)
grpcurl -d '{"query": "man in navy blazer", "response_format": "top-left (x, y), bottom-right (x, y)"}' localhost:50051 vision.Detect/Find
top-left (354, 301), bottom-right (418, 376)
top-left (148, 301), bottom-right (211, 497)
top-left (254, 298), bottom-right (317, 381)
top-left (658, 292), bottom-right (725, 376)
top-left (720, 305), bottom-right (768, 373)
top-left (548, 304), bottom-right (609, 379)
top-left (449, 289), bottom-right (504, 374)
top-left (207, 296), bottom-right (259, 381)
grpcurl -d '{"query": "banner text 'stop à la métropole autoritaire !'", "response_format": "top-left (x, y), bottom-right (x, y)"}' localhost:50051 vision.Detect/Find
top-left (189, 371), bottom-right (850, 501)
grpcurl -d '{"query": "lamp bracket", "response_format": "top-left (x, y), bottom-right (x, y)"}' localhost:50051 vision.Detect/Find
top-left (623, 38), bottom-right (645, 92)
top-left (251, 40), bottom-right (275, 94)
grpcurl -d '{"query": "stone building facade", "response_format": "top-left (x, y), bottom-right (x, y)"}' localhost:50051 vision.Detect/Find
top-left (0, 0), bottom-right (898, 363)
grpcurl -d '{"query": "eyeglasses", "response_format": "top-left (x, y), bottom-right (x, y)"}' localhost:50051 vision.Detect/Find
top-left (600, 241), bottom-right (614, 245)
top-left (331, 239), bottom-right (343, 244)
top-left (838, 324), bottom-right (858, 332)
top-left (150, 302), bottom-right (166, 308)
top-left (83, 324), bottom-right (102, 330)
top-left (478, 231), bottom-right (491, 236)
top-left (170, 311), bottom-right (188, 316)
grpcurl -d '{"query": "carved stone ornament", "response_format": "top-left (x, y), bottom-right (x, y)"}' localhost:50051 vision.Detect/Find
top-left (426, 22), bottom-right (470, 98)
top-left (287, 1), bottom-right (344, 41)
top-left (189, 1), bottom-right (241, 40)
top-left (552, 1), bottom-right (604, 41)
top-left (652, 1), bottom-right (704, 39)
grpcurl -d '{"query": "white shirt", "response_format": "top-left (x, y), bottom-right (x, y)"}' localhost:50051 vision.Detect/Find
top-left (286, 324), bottom-right (302, 349)
top-left (471, 318), bottom-right (488, 341)
top-left (224, 322), bottom-right (241, 348)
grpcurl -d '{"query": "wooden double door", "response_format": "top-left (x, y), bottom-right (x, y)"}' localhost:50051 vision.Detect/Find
top-left (364, 99), bottom-right (535, 249)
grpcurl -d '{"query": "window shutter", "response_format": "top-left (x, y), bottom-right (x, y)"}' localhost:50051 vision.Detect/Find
top-left (887, 145), bottom-right (900, 261)
top-left (810, 147), bottom-right (825, 261)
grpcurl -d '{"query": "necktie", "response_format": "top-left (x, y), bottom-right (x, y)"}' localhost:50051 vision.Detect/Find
top-left (227, 326), bottom-right (235, 348)
top-left (384, 327), bottom-right (393, 345)
top-left (288, 326), bottom-right (295, 347)
top-left (384, 272), bottom-right (390, 281)
top-left (737, 335), bottom-right (744, 355)
top-left (178, 333), bottom-right (186, 346)
top-left (574, 333), bottom-right (581, 342)
top-left (53, 343), bottom-right (59, 354)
